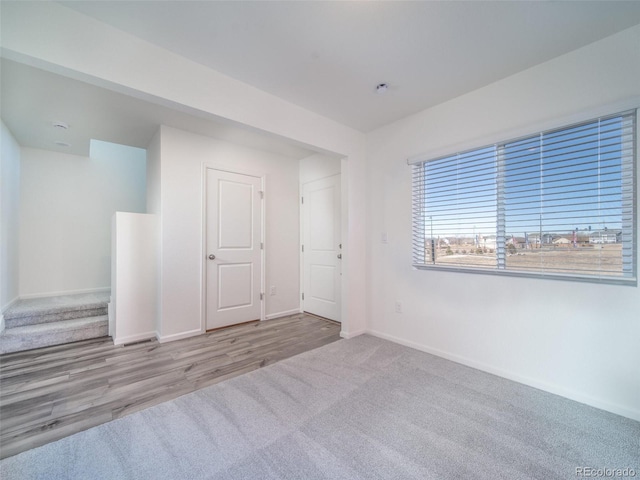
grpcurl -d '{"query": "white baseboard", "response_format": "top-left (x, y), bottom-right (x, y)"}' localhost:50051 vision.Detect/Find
top-left (114, 331), bottom-right (157, 346)
top-left (366, 329), bottom-right (640, 423)
top-left (265, 308), bottom-right (301, 320)
top-left (19, 287), bottom-right (111, 300)
top-left (340, 328), bottom-right (366, 339)
top-left (156, 328), bottom-right (201, 343)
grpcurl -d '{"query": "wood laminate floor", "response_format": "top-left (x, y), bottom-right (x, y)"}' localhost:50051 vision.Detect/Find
top-left (0, 313), bottom-right (341, 459)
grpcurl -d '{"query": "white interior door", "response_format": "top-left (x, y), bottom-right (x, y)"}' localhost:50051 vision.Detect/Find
top-left (302, 174), bottom-right (341, 322)
top-left (206, 168), bottom-right (262, 330)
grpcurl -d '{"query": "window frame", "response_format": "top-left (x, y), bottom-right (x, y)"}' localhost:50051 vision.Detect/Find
top-left (411, 109), bottom-right (637, 286)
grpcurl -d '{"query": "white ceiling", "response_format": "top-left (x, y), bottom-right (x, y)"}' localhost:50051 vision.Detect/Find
top-left (2, 1), bottom-right (640, 157)
top-left (60, 0), bottom-right (640, 132)
top-left (0, 59), bottom-right (315, 158)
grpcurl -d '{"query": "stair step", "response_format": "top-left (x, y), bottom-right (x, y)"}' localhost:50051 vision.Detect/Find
top-left (5, 306), bottom-right (108, 328)
top-left (4, 292), bottom-right (110, 319)
top-left (0, 316), bottom-right (109, 355)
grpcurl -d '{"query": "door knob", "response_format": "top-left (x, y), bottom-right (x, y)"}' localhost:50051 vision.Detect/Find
top-left (337, 254), bottom-right (342, 259)
top-left (208, 254), bottom-right (216, 260)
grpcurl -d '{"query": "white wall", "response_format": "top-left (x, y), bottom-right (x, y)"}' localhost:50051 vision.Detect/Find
top-left (146, 130), bottom-right (163, 336)
top-left (146, 131), bottom-right (162, 217)
top-left (1, 121), bottom-right (21, 322)
top-left (299, 153), bottom-right (341, 185)
top-left (19, 143), bottom-right (146, 296)
top-left (366, 25), bottom-right (640, 420)
top-left (1, 0), bottom-right (368, 337)
top-left (153, 125), bottom-right (302, 340)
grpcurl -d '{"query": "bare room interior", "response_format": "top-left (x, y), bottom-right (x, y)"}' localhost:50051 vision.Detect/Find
top-left (0, 1), bottom-right (638, 479)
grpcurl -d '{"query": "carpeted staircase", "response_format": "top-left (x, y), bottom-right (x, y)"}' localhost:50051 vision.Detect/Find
top-left (0, 292), bottom-right (110, 354)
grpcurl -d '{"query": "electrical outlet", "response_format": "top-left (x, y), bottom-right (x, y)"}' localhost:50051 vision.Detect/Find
top-left (270, 285), bottom-right (276, 296)
top-left (395, 301), bottom-right (402, 313)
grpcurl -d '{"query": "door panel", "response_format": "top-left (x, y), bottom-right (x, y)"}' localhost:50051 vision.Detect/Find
top-left (207, 169), bottom-right (262, 330)
top-left (309, 187), bottom-right (335, 250)
top-left (303, 174), bottom-right (341, 322)
top-left (219, 181), bottom-right (253, 248)
top-left (309, 265), bottom-right (336, 302)
top-left (218, 263), bottom-right (253, 309)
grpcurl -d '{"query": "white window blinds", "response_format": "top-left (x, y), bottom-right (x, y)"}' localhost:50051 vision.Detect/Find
top-left (412, 110), bottom-right (636, 284)
top-left (412, 146), bottom-right (498, 269)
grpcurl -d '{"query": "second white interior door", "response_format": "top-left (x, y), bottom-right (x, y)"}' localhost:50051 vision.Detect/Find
top-left (302, 174), bottom-right (341, 322)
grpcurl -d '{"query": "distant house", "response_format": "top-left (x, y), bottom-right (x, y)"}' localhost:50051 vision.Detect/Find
top-left (481, 235), bottom-right (497, 249)
top-left (524, 233), bottom-right (555, 245)
top-left (589, 229), bottom-right (621, 244)
top-left (553, 237), bottom-right (571, 245)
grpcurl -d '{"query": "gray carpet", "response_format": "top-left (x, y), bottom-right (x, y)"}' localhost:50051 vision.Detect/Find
top-left (1, 335), bottom-right (638, 479)
top-left (3, 292), bottom-right (110, 320)
top-left (1, 293), bottom-right (110, 354)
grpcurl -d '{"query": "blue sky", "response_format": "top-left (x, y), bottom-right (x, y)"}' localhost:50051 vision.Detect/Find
top-left (420, 115), bottom-right (629, 240)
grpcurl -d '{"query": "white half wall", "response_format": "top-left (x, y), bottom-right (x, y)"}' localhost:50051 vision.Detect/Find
top-left (1, 121), bottom-right (21, 325)
top-left (366, 25), bottom-right (640, 420)
top-left (19, 144), bottom-right (146, 296)
top-left (154, 126), bottom-right (302, 338)
top-left (111, 212), bottom-right (157, 345)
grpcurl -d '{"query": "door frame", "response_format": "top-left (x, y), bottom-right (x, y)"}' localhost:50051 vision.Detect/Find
top-left (200, 163), bottom-right (265, 333)
top-left (299, 172), bottom-right (343, 320)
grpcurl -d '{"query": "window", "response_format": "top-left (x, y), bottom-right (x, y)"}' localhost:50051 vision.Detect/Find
top-left (411, 110), bottom-right (636, 285)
